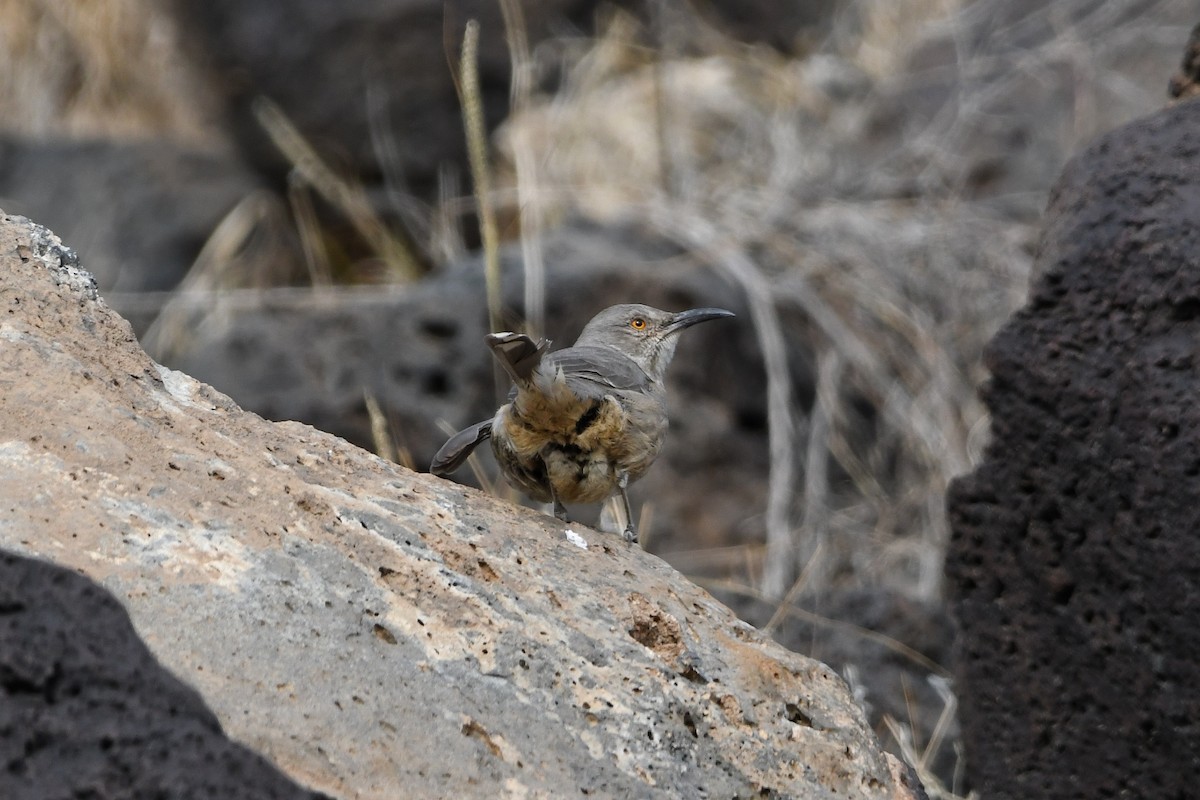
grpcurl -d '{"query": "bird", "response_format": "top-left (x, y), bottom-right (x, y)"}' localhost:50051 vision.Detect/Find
top-left (430, 303), bottom-right (735, 543)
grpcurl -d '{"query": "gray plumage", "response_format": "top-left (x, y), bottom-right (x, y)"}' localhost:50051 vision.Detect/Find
top-left (430, 303), bottom-right (735, 543)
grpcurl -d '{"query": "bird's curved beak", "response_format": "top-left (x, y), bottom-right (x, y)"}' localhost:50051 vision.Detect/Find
top-left (664, 307), bottom-right (736, 334)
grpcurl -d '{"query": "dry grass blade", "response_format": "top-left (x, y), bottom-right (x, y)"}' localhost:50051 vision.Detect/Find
top-left (794, 349), bottom-right (845, 592)
top-left (364, 391), bottom-right (397, 464)
top-left (0, 0), bottom-right (217, 142)
top-left (433, 163), bottom-right (468, 264)
top-left (922, 676), bottom-right (959, 777)
top-left (762, 540), bottom-right (825, 636)
top-left (664, 542), bottom-right (764, 577)
top-left (252, 96), bottom-right (421, 282)
top-left (141, 191), bottom-right (276, 360)
top-left (636, 501), bottom-right (655, 549)
top-left (694, 576), bottom-right (951, 678)
top-left (883, 706), bottom-right (977, 800)
top-left (500, 0), bottom-right (546, 339)
top-left (366, 79), bottom-right (433, 265)
top-left (287, 173), bottom-right (333, 288)
top-left (458, 20), bottom-right (503, 337)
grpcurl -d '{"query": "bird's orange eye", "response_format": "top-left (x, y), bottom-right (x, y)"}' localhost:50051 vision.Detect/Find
top-left (630, 318), bottom-right (646, 330)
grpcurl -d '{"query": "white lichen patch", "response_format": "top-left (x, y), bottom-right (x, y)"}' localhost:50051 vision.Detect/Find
top-left (98, 496), bottom-right (254, 587)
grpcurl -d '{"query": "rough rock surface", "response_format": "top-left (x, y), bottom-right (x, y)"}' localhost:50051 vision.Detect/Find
top-left (946, 98), bottom-right (1200, 797)
top-left (0, 211), bottom-right (922, 798)
top-left (0, 552), bottom-right (329, 800)
top-left (720, 587), bottom-right (958, 787)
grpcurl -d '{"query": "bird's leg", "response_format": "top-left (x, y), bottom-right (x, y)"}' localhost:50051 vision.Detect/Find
top-left (550, 486), bottom-right (569, 522)
top-left (616, 471), bottom-right (637, 544)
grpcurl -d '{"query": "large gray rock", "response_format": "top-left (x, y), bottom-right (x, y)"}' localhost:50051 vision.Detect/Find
top-left (0, 551), bottom-right (330, 800)
top-left (0, 210), bottom-right (923, 798)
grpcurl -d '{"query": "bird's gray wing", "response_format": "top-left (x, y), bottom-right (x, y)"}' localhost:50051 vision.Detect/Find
top-left (543, 344), bottom-right (651, 398)
top-left (430, 419), bottom-right (492, 475)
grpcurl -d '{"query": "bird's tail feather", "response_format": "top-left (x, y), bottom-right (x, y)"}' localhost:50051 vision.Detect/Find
top-left (430, 419), bottom-right (492, 475)
top-left (486, 332), bottom-right (550, 385)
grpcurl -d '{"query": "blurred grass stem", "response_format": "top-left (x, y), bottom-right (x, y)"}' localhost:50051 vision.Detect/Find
top-left (252, 96), bottom-right (421, 282)
top-left (459, 20), bottom-right (503, 338)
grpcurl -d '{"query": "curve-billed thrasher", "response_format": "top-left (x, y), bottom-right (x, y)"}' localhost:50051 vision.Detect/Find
top-left (430, 303), bottom-right (734, 543)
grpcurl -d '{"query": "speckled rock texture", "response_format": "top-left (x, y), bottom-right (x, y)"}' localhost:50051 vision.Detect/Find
top-left (0, 552), bottom-right (330, 800)
top-left (947, 98), bottom-right (1200, 798)
top-left (0, 211), bottom-right (923, 799)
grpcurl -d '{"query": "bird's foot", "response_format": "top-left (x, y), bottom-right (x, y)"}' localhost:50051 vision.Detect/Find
top-left (616, 474), bottom-right (638, 545)
top-left (553, 499), bottom-right (569, 522)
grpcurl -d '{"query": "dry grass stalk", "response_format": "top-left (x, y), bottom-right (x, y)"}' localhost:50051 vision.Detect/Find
top-left (252, 96), bottom-right (421, 282)
top-left (695, 576), bottom-right (951, 678)
top-left (287, 174), bottom-right (334, 288)
top-left (794, 350), bottom-right (845, 592)
top-left (141, 191), bottom-right (282, 359)
top-left (853, 0), bottom-right (963, 77)
top-left (883, 678), bottom-right (976, 800)
top-left (0, 0), bottom-right (219, 142)
top-left (762, 540), bottom-right (826, 636)
top-left (432, 163), bottom-right (468, 265)
top-left (499, 0), bottom-right (546, 340)
top-left (364, 391), bottom-right (397, 464)
top-left (458, 20), bottom-right (503, 340)
top-left (642, 206), bottom-right (798, 600)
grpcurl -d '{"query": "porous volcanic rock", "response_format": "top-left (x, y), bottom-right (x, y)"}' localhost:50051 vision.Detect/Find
top-left (0, 552), bottom-right (329, 800)
top-left (946, 98), bottom-right (1200, 797)
top-left (720, 587), bottom-right (958, 789)
top-left (0, 211), bottom-right (922, 798)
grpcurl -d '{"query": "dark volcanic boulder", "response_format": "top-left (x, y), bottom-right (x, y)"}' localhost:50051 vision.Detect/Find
top-left (0, 552), bottom-right (328, 800)
top-left (946, 98), bottom-right (1200, 797)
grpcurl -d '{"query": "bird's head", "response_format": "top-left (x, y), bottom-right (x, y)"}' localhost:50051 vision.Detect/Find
top-left (576, 303), bottom-right (735, 381)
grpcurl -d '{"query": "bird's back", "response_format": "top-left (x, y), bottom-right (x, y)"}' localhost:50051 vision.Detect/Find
top-left (491, 343), bottom-right (666, 504)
